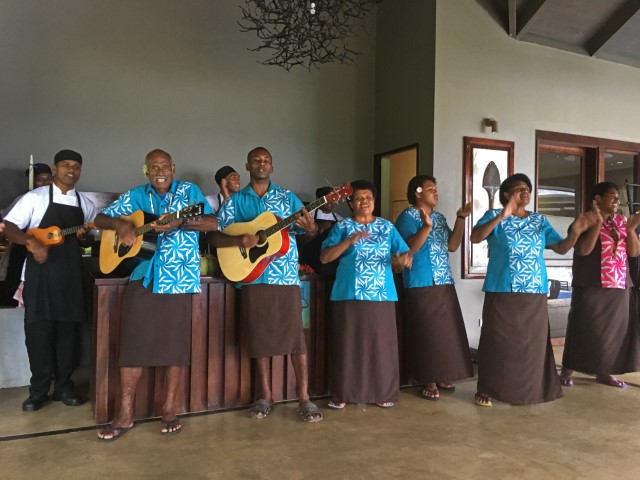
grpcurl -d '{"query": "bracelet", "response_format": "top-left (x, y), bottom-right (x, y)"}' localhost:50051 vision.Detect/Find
top-left (456, 215), bottom-right (466, 220)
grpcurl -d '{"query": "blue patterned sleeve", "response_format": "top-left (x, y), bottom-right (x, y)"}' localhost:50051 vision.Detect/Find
top-left (321, 221), bottom-right (346, 249)
top-left (390, 225), bottom-right (410, 255)
top-left (216, 197), bottom-right (235, 231)
top-left (395, 209), bottom-right (417, 240)
top-left (474, 209), bottom-right (499, 228)
top-left (541, 215), bottom-right (563, 247)
top-left (100, 191), bottom-right (135, 218)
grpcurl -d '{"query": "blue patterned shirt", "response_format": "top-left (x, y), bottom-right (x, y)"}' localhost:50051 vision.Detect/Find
top-left (101, 181), bottom-right (212, 294)
top-left (217, 183), bottom-right (304, 286)
top-left (395, 208), bottom-right (454, 287)
top-left (322, 217), bottom-right (410, 301)
top-left (475, 209), bottom-right (562, 294)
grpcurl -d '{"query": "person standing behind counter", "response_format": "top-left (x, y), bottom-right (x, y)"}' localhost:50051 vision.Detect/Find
top-left (96, 149), bottom-right (255, 441)
top-left (3, 150), bottom-right (96, 411)
top-left (395, 175), bottom-right (474, 401)
top-left (470, 173), bottom-right (595, 407)
top-left (216, 146), bottom-right (324, 423)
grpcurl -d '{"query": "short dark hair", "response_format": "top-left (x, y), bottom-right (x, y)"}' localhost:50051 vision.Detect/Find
top-left (499, 173), bottom-right (532, 206)
top-left (590, 181), bottom-right (619, 201)
top-left (350, 179), bottom-right (377, 199)
top-left (246, 147), bottom-right (270, 163)
top-left (407, 175), bottom-right (436, 205)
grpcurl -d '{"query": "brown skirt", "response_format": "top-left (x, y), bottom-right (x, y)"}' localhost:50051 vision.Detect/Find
top-left (562, 287), bottom-right (640, 375)
top-left (329, 301), bottom-right (399, 404)
top-left (404, 285), bottom-right (473, 384)
top-left (119, 280), bottom-right (192, 367)
top-left (241, 284), bottom-right (307, 358)
top-left (477, 292), bottom-right (562, 405)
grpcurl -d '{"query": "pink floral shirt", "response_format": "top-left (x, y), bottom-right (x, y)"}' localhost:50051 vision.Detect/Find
top-left (600, 213), bottom-right (628, 289)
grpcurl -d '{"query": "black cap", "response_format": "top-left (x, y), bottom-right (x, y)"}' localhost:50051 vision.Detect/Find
top-left (54, 149), bottom-right (82, 164)
top-left (26, 163), bottom-right (52, 177)
top-left (215, 165), bottom-right (237, 185)
top-left (316, 186), bottom-right (333, 198)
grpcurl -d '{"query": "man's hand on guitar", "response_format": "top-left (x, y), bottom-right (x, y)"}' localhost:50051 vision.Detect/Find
top-left (181, 215), bottom-right (218, 232)
top-left (295, 208), bottom-right (318, 237)
top-left (152, 214), bottom-right (183, 233)
top-left (240, 233), bottom-right (259, 248)
top-left (115, 218), bottom-right (137, 247)
top-left (25, 236), bottom-right (49, 264)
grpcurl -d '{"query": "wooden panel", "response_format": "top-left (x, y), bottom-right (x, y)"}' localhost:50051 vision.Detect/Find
top-left (91, 276), bottom-right (339, 422)
top-left (207, 283), bottom-right (225, 409)
top-left (190, 289), bottom-right (208, 412)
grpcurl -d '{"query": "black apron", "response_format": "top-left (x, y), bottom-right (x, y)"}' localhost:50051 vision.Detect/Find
top-left (23, 185), bottom-right (86, 324)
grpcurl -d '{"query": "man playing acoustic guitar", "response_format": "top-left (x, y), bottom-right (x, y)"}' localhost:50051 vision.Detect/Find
top-left (216, 146), bottom-right (324, 423)
top-left (3, 150), bottom-right (96, 411)
top-left (95, 149), bottom-right (256, 441)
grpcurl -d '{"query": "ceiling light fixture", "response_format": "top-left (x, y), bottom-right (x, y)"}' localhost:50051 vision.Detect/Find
top-left (238, 0), bottom-right (378, 71)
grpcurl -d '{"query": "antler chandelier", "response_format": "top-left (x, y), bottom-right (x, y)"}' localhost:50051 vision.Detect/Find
top-left (238, 0), bottom-right (378, 71)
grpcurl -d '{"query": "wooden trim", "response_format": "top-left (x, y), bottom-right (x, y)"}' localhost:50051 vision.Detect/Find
top-left (462, 137), bottom-right (515, 279)
top-left (373, 143), bottom-right (420, 217)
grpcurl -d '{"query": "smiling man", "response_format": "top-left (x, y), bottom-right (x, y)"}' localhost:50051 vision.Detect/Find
top-left (95, 149), bottom-right (255, 441)
top-left (3, 149), bottom-right (97, 411)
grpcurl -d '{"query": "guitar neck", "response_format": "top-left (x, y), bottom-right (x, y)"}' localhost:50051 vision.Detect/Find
top-left (264, 196), bottom-right (327, 238)
top-left (135, 211), bottom-right (180, 236)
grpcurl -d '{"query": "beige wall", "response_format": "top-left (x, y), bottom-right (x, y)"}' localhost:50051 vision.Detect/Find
top-left (0, 0), bottom-right (376, 207)
top-left (434, 0), bottom-right (640, 346)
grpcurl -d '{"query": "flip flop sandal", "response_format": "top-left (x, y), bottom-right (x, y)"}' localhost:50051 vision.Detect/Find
top-left (422, 388), bottom-right (440, 401)
top-left (560, 376), bottom-right (574, 387)
top-left (97, 424), bottom-right (134, 442)
top-left (436, 383), bottom-right (456, 392)
top-left (161, 418), bottom-right (182, 436)
top-left (474, 393), bottom-right (492, 407)
top-left (298, 402), bottom-right (323, 422)
top-left (328, 401), bottom-right (346, 409)
top-left (248, 399), bottom-right (274, 419)
top-left (597, 377), bottom-right (627, 389)
top-left (376, 402), bottom-right (395, 408)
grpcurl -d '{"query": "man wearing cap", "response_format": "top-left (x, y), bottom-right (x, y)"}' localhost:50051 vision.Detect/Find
top-left (0, 163), bottom-right (54, 306)
top-left (3, 150), bottom-right (96, 411)
top-left (206, 165), bottom-right (241, 215)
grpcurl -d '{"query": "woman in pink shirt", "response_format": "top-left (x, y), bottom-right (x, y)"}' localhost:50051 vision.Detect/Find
top-left (561, 182), bottom-right (640, 388)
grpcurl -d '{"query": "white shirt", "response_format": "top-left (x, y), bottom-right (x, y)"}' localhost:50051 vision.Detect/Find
top-left (4, 184), bottom-right (97, 230)
top-left (313, 209), bottom-right (342, 222)
top-left (205, 193), bottom-right (224, 215)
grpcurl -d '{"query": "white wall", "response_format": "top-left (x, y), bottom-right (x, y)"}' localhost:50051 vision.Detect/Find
top-left (434, 0), bottom-right (640, 346)
top-left (0, 0), bottom-right (375, 207)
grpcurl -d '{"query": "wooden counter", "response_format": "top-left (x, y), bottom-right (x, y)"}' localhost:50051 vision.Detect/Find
top-left (91, 275), bottom-right (330, 424)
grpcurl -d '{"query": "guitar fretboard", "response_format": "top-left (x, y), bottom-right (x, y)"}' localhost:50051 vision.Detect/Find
top-left (134, 211), bottom-right (180, 236)
top-left (264, 196), bottom-right (327, 238)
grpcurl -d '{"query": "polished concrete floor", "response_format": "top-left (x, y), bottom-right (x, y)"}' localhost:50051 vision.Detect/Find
top-left (2, 349), bottom-right (640, 480)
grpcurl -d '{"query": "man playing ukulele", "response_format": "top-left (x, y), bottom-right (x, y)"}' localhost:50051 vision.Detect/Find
top-left (3, 150), bottom-right (96, 411)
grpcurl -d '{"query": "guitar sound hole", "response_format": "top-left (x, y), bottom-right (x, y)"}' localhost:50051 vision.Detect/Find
top-left (256, 230), bottom-right (268, 246)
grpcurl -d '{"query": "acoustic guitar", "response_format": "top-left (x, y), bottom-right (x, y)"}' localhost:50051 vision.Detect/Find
top-left (217, 184), bottom-right (352, 282)
top-left (99, 203), bottom-right (204, 274)
top-left (27, 223), bottom-right (95, 246)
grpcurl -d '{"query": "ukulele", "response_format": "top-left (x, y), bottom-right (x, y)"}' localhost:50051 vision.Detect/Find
top-left (27, 223), bottom-right (95, 246)
top-left (217, 184), bottom-right (352, 282)
top-left (99, 203), bottom-right (204, 274)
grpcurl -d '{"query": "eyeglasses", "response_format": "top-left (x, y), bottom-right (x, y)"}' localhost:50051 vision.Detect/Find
top-left (511, 186), bottom-right (531, 194)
